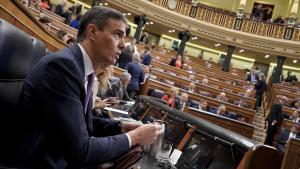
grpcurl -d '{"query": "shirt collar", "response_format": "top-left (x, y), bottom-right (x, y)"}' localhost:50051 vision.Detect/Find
top-left (78, 43), bottom-right (94, 77)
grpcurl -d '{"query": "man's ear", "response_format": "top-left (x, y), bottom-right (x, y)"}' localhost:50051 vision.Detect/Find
top-left (87, 24), bottom-right (97, 41)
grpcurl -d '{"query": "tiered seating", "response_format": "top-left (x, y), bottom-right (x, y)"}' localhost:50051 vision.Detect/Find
top-left (29, 7), bottom-right (77, 37)
top-left (151, 60), bottom-right (255, 97)
top-left (149, 68), bottom-right (256, 109)
top-left (266, 83), bottom-right (300, 117)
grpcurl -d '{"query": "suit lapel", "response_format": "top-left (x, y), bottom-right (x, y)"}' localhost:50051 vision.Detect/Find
top-left (69, 44), bottom-right (94, 135)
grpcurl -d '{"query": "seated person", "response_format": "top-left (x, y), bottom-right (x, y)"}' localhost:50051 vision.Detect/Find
top-left (187, 82), bottom-right (195, 93)
top-left (216, 92), bottom-right (229, 102)
top-left (211, 104), bottom-right (228, 117)
top-left (289, 110), bottom-right (300, 123)
top-left (232, 80), bottom-right (239, 86)
top-left (187, 66), bottom-right (194, 74)
top-left (227, 112), bottom-right (245, 121)
top-left (141, 46), bottom-right (152, 66)
top-left (161, 86), bottom-right (179, 108)
top-left (199, 100), bottom-right (211, 112)
top-left (241, 88), bottom-right (252, 97)
top-left (169, 54), bottom-right (182, 68)
top-left (187, 74), bottom-right (195, 82)
top-left (175, 92), bottom-right (189, 111)
top-left (105, 72), bottom-right (133, 102)
top-left (277, 126), bottom-right (300, 156)
top-left (56, 29), bottom-right (69, 43)
top-left (234, 98), bottom-right (249, 108)
top-left (38, 16), bottom-right (52, 30)
top-left (202, 78), bottom-right (209, 86)
top-left (70, 14), bottom-right (82, 29)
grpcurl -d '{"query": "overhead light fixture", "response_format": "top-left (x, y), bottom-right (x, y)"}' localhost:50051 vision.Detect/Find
top-left (168, 30), bottom-right (175, 33)
top-left (123, 13), bottom-right (127, 16)
top-left (214, 43), bottom-right (221, 47)
top-left (99, 3), bottom-right (103, 6)
top-left (104, 3), bottom-right (108, 6)
top-left (239, 49), bottom-right (244, 53)
top-left (191, 37), bottom-right (198, 40)
top-left (150, 21), bottom-right (154, 24)
top-left (127, 13), bottom-right (131, 16)
top-left (264, 54), bottom-right (270, 58)
top-left (293, 59), bottom-right (298, 63)
top-left (146, 22), bottom-right (149, 25)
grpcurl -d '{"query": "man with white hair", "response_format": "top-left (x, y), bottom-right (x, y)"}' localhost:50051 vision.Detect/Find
top-left (126, 52), bottom-right (145, 98)
top-left (105, 72), bottom-right (133, 101)
top-left (175, 92), bottom-right (189, 111)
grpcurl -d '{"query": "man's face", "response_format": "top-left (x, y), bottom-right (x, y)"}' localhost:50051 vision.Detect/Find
top-left (122, 78), bottom-right (130, 87)
top-left (92, 19), bottom-right (126, 70)
top-left (181, 95), bottom-right (188, 103)
top-left (201, 102), bottom-right (207, 108)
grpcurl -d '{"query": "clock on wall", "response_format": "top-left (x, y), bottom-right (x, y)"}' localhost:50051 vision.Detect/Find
top-left (167, 0), bottom-right (177, 10)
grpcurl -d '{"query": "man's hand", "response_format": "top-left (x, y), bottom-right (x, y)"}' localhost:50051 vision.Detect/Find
top-left (128, 124), bottom-right (163, 146)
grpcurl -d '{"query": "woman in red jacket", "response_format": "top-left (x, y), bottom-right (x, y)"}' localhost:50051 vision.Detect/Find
top-left (161, 87), bottom-right (179, 108)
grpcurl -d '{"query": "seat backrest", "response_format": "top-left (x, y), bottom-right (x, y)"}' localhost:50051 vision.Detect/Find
top-left (0, 19), bottom-right (46, 165)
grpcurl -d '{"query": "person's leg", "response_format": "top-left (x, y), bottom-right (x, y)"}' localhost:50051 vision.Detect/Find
top-left (264, 125), bottom-right (277, 146)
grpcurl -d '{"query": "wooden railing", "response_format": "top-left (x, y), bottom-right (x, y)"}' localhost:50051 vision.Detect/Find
top-left (150, 0), bottom-right (300, 41)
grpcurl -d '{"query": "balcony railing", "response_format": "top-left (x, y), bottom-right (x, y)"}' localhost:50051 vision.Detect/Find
top-left (151, 0), bottom-right (300, 41)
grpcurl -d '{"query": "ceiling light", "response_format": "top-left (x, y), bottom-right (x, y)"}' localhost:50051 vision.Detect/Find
top-left (264, 54), bottom-right (270, 58)
top-left (191, 37), bottom-right (197, 40)
top-left (127, 13), bottom-right (131, 16)
top-left (168, 30), bottom-right (175, 33)
top-left (293, 59), bottom-right (298, 63)
top-left (150, 22), bottom-right (154, 24)
top-left (239, 49), bottom-right (244, 53)
top-left (99, 3), bottom-right (103, 6)
top-left (172, 30), bottom-right (175, 32)
top-left (146, 22), bottom-right (149, 25)
top-left (104, 3), bottom-right (108, 6)
top-left (214, 43), bottom-right (221, 47)
top-left (123, 13), bottom-right (127, 16)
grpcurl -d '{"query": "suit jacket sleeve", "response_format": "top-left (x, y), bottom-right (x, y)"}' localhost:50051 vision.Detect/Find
top-left (139, 70), bottom-right (145, 84)
top-left (37, 58), bottom-right (129, 166)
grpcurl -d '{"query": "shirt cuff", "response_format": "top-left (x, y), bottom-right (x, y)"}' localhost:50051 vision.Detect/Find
top-left (125, 133), bottom-right (132, 148)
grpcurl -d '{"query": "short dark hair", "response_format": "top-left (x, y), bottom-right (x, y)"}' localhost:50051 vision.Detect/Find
top-left (56, 29), bottom-right (67, 40)
top-left (77, 7), bottom-right (127, 42)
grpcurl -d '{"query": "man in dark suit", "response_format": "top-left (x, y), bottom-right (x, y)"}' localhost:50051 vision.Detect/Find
top-left (175, 93), bottom-right (190, 111)
top-left (277, 126), bottom-right (300, 156)
top-left (126, 53), bottom-right (145, 98)
top-left (54, 0), bottom-right (67, 17)
top-left (255, 73), bottom-right (266, 109)
top-left (265, 103), bottom-right (284, 146)
top-left (15, 7), bottom-right (162, 169)
top-left (105, 72), bottom-right (133, 101)
top-left (246, 68), bottom-right (258, 83)
top-left (141, 46), bottom-right (152, 66)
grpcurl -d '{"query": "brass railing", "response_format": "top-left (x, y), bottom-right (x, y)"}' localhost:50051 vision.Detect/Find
top-left (150, 0), bottom-right (300, 41)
